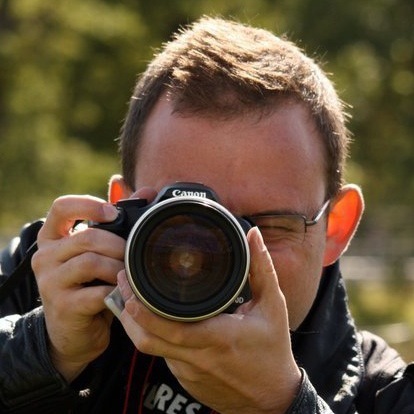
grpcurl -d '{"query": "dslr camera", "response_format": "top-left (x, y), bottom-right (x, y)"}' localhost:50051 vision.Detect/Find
top-left (94, 182), bottom-right (252, 322)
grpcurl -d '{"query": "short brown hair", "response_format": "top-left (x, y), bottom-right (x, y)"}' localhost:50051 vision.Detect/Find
top-left (120, 16), bottom-right (350, 199)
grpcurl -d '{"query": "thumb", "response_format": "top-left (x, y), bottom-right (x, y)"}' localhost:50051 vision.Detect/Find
top-left (247, 227), bottom-right (285, 310)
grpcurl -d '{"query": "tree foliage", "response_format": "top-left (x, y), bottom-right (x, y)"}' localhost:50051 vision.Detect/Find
top-left (1, 0), bottom-right (413, 242)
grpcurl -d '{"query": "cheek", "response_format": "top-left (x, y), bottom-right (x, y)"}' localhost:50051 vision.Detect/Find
top-left (270, 244), bottom-right (325, 330)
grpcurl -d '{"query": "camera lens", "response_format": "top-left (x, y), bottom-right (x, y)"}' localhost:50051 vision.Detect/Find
top-left (125, 198), bottom-right (250, 321)
top-left (144, 215), bottom-right (232, 303)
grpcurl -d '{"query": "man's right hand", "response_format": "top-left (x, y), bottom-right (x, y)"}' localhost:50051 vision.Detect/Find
top-left (31, 195), bottom-right (125, 382)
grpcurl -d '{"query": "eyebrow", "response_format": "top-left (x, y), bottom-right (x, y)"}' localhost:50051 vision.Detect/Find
top-left (246, 207), bottom-right (305, 217)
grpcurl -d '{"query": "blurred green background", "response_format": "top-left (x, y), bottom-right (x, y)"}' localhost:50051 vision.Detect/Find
top-left (1, 0), bottom-right (413, 360)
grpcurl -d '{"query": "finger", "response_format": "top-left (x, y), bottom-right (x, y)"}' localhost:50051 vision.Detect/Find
top-left (58, 253), bottom-right (124, 287)
top-left (45, 283), bottom-right (116, 317)
top-left (117, 270), bottom-right (134, 301)
top-left (52, 227), bottom-right (126, 263)
top-left (117, 271), bottom-right (187, 339)
top-left (118, 271), bottom-right (230, 349)
top-left (118, 272), bottom-right (191, 343)
top-left (32, 229), bottom-right (125, 289)
top-left (117, 287), bottom-right (187, 359)
top-left (39, 195), bottom-right (119, 241)
top-left (70, 284), bottom-right (118, 316)
top-left (246, 227), bottom-right (286, 310)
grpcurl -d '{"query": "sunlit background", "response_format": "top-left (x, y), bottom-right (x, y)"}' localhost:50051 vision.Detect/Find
top-left (1, 0), bottom-right (413, 360)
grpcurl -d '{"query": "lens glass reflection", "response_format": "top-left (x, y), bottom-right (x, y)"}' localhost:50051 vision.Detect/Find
top-left (142, 213), bottom-right (233, 303)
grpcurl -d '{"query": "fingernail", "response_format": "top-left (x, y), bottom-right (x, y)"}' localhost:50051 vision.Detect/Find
top-left (103, 203), bottom-right (119, 221)
top-left (251, 227), bottom-right (266, 252)
top-left (117, 271), bottom-right (134, 301)
top-left (124, 296), bottom-right (140, 318)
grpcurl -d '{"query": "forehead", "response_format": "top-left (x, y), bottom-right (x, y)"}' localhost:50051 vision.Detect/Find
top-left (135, 97), bottom-right (327, 212)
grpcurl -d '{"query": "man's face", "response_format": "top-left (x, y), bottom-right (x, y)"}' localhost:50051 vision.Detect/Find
top-left (134, 97), bottom-right (329, 329)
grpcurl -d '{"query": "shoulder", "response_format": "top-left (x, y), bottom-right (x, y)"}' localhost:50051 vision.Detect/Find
top-left (0, 220), bottom-right (43, 277)
top-left (0, 220), bottom-right (44, 315)
top-left (359, 329), bottom-right (406, 379)
top-left (355, 330), bottom-right (410, 412)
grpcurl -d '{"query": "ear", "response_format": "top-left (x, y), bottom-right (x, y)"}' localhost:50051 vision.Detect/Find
top-left (323, 184), bottom-right (364, 266)
top-left (108, 174), bottom-right (133, 203)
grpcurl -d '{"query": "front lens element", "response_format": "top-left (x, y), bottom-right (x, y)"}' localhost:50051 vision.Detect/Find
top-left (125, 198), bottom-right (249, 321)
top-left (143, 214), bottom-right (233, 304)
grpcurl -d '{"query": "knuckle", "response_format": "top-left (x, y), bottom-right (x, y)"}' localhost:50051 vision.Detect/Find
top-left (74, 229), bottom-right (97, 251)
top-left (136, 334), bottom-right (156, 354)
top-left (137, 334), bottom-right (150, 350)
top-left (167, 325), bottom-right (188, 346)
top-left (75, 251), bottom-right (102, 272)
top-left (49, 195), bottom-right (71, 216)
top-left (31, 248), bottom-right (53, 279)
top-left (31, 250), bottom-right (42, 273)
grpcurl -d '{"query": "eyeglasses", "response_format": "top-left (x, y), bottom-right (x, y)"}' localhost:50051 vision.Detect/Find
top-left (246, 200), bottom-right (330, 248)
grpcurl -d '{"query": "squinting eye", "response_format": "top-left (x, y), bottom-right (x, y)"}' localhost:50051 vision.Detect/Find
top-left (259, 225), bottom-right (298, 239)
top-left (251, 216), bottom-right (305, 246)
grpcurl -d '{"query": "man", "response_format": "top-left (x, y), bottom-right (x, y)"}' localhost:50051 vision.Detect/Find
top-left (0, 16), bottom-right (413, 414)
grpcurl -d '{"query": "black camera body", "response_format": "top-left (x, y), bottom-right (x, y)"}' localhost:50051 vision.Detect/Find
top-left (94, 182), bottom-right (252, 322)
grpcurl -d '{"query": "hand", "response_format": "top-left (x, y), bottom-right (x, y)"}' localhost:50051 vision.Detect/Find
top-left (32, 195), bottom-right (125, 381)
top-left (118, 226), bottom-right (301, 414)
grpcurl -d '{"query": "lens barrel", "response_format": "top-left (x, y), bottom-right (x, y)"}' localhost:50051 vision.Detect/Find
top-left (125, 196), bottom-right (250, 321)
